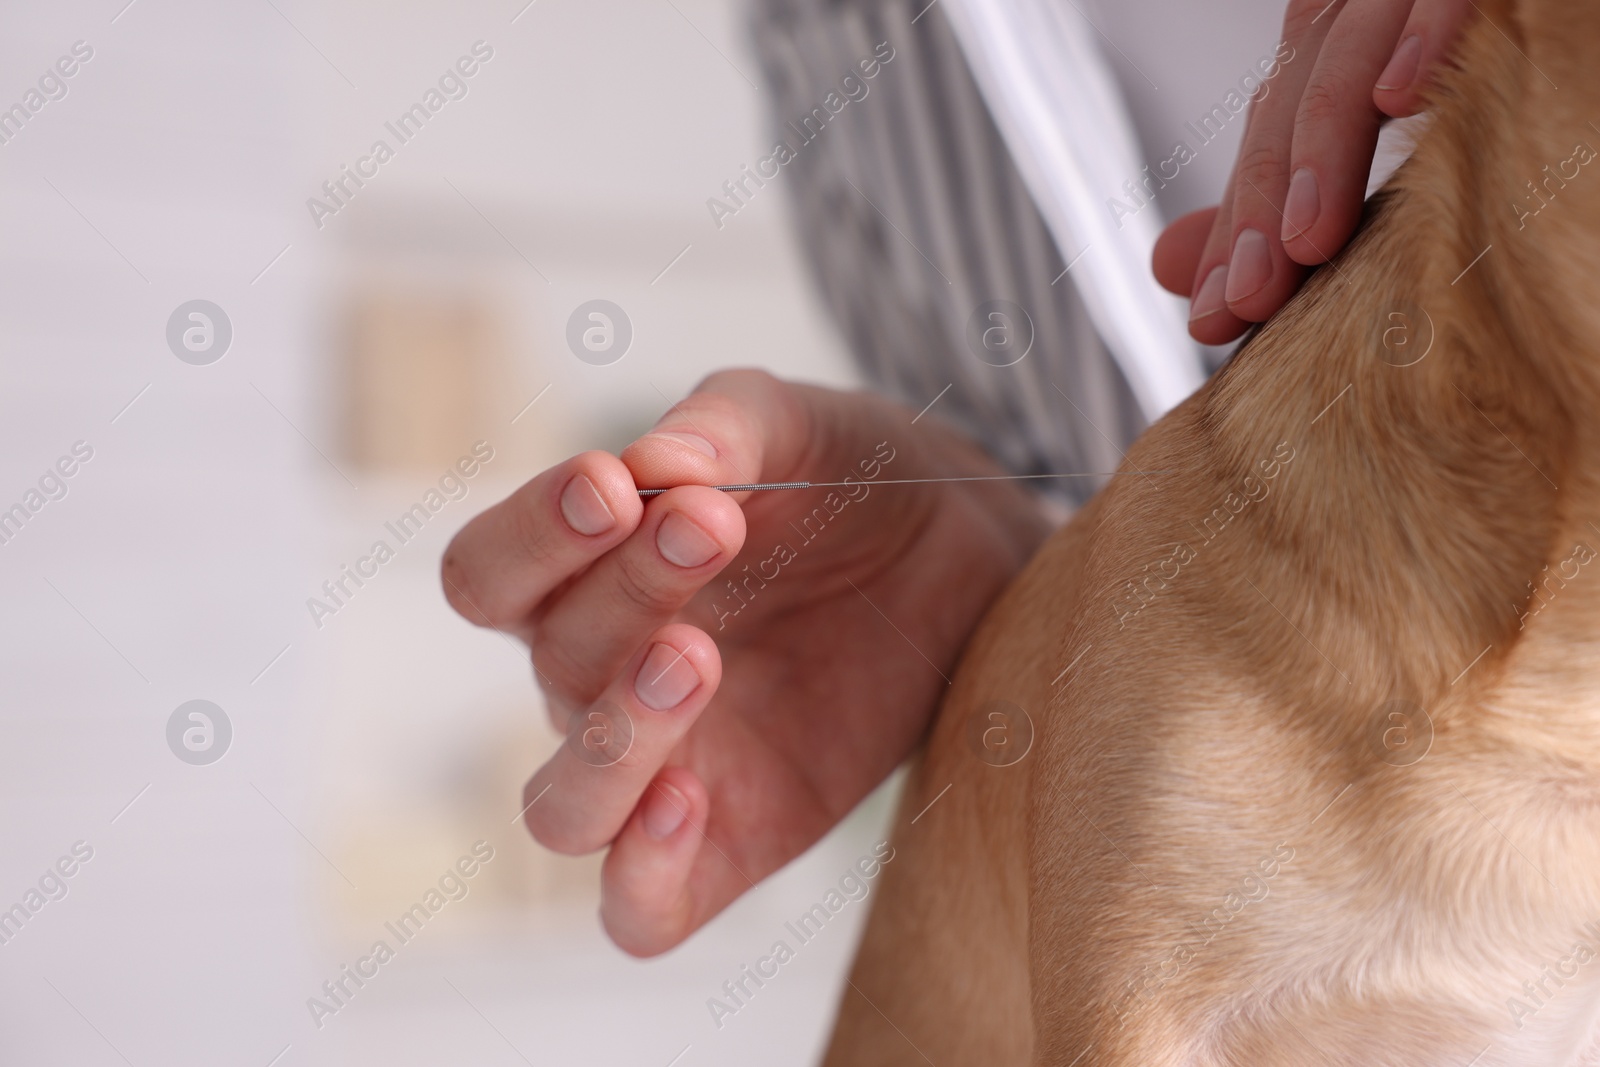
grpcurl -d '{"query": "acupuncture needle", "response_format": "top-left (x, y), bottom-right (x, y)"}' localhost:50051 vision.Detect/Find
top-left (636, 472), bottom-right (1167, 496)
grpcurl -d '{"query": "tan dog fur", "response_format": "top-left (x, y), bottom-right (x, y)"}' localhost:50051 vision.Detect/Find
top-left (824, 2), bottom-right (1600, 1063)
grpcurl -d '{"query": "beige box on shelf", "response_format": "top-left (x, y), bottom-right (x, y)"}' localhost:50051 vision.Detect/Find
top-left (340, 289), bottom-right (506, 473)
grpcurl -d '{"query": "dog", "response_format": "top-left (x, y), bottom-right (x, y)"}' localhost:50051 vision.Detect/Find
top-left (823, 2), bottom-right (1600, 1063)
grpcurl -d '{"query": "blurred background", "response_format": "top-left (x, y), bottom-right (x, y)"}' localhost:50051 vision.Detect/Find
top-left (0, 0), bottom-right (1300, 1064)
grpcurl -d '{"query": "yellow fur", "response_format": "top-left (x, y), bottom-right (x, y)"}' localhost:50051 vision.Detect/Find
top-left (826, 2), bottom-right (1600, 1063)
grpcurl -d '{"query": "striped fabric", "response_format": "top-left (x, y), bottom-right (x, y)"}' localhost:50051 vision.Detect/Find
top-left (748, 0), bottom-right (1149, 506)
top-left (940, 0), bottom-right (1208, 418)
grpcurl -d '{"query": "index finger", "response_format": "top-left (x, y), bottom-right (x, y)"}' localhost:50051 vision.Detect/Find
top-left (441, 450), bottom-right (644, 635)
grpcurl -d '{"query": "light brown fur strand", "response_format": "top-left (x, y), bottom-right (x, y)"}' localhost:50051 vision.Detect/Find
top-left (827, 1), bottom-right (1600, 1063)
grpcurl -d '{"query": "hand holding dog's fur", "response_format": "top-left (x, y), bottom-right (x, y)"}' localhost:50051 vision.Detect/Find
top-left (1170, 0), bottom-right (1474, 343)
top-left (830, 1), bottom-right (1600, 1063)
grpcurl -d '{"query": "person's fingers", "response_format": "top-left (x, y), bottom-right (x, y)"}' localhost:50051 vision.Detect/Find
top-left (1372, 0), bottom-right (1473, 118)
top-left (1154, 207), bottom-right (1220, 296)
top-left (1188, 14), bottom-right (1315, 339)
top-left (1184, 0), bottom-right (1473, 333)
top-left (530, 485), bottom-right (745, 707)
top-left (522, 624), bottom-right (720, 856)
top-left (440, 451), bottom-right (643, 634)
top-left (442, 369), bottom-right (806, 642)
top-left (1188, 157), bottom-right (1251, 344)
top-left (600, 766), bottom-right (709, 957)
top-left (525, 370), bottom-right (810, 710)
top-left (1214, 1), bottom-right (1349, 325)
top-left (1279, 0), bottom-right (1417, 266)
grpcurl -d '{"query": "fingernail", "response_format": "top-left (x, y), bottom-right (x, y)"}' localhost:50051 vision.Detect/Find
top-left (635, 642), bottom-right (700, 711)
top-left (1282, 169), bottom-right (1320, 242)
top-left (656, 512), bottom-right (720, 568)
top-left (559, 474), bottom-right (615, 536)
top-left (646, 431), bottom-right (717, 458)
top-left (1225, 229), bottom-right (1272, 304)
top-left (1376, 34), bottom-right (1422, 92)
top-left (1189, 265), bottom-right (1229, 322)
top-left (642, 782), bottom-right (688, 839)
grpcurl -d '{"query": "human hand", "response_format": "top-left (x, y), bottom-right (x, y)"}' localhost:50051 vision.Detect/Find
top-left (440, 370), bottom-right (1050, 955)
top-left (1153, 0), bottom-right (1471, 343)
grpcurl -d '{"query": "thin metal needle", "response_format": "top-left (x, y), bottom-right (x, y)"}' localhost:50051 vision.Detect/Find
top-left (636, 471), bottom-right (1169, 496)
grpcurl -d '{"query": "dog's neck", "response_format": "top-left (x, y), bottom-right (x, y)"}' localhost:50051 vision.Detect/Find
top-left (1183, 0), bottom-right (1600, 760)
top-left (1424, 0), bottom-right (1600, 429)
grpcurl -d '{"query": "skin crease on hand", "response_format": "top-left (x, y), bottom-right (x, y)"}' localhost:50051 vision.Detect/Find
top-left (1152, 0), bottom-right (1472, 344)
top-left (439, 370), bottom-right (1051, 956)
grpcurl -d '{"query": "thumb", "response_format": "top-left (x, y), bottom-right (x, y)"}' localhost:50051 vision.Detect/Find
top-left (620, 369), bottom-right (811, 493)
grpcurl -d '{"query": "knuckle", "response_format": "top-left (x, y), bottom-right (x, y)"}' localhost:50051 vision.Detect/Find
top-left (1235, 141), bottom-right (1293, 193)
top-left (1282, 0), bottom-right (1338, 42)
top-left (527, 635), bottom-right (600, 709)
top-left (1296, 74), bottom-right (1350, 131)
top-left (613, 550), bottom-right (687, 616)
top-left (507, 492), bottom-right (560, 573)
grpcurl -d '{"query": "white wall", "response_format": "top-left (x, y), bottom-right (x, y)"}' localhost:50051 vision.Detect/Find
top-left (0, 1), bottom-right (879, 1065)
